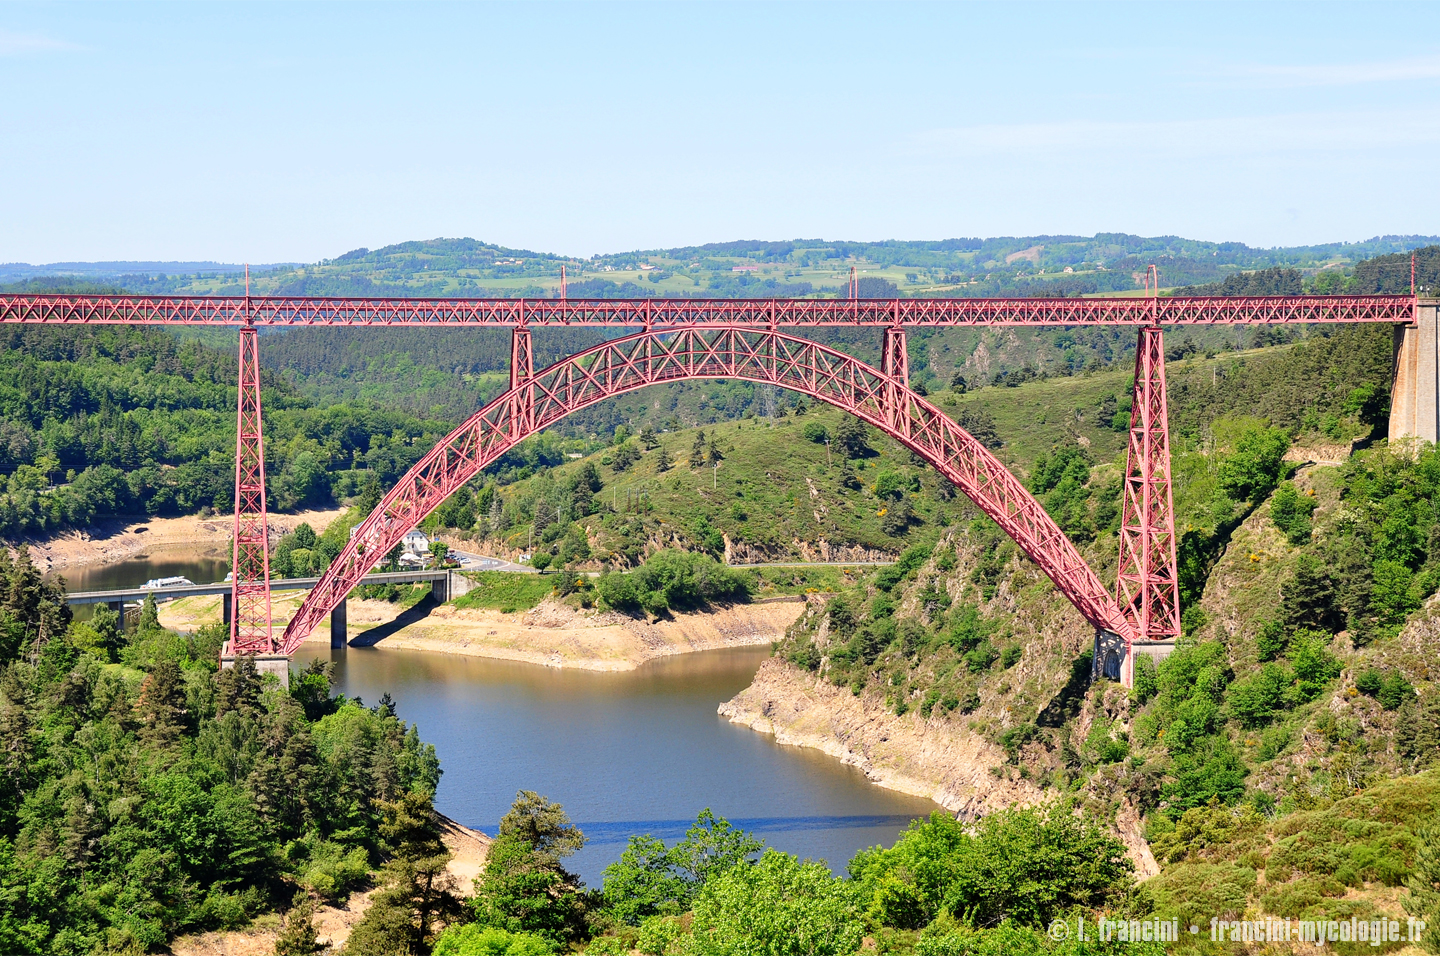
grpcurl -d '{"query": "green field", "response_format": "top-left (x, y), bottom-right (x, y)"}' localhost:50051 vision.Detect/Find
top-left (452, 571), bottom-right (555, 613)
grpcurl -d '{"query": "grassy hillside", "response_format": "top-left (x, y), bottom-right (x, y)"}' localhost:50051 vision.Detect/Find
top-left (438, 406), bottom-right (975, 568)
top-left (753, 321), bottom-right (1440, 945)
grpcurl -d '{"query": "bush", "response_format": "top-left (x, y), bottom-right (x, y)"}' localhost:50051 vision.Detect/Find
top-left (1356, 667), bottom-right (1415, 710)
top-left (432, 925), bottom-right (556, 956)
top-left (595, 551), bottom-right (749, 615)
top-left (686, 851), bottom-right (864, 956)
top-left (848, 805), bottom-right (1133, 930)
top-left (635, 916), bottom-right (684, 955)
top-left (1228, 663), bottom-right (1289, 727)
top-left (800, 421), bottom-right (829, 443)
top-left (1214, 418), bottom-right (1291, 504)
top-left (1270, 482), bottom-right (1317, 545)
top-left (1148, 861), bottom-right (1256, 928)
top-left (965, 640), bottom-right (998, 673)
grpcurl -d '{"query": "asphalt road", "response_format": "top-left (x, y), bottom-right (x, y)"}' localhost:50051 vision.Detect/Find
top-left (448, 548), bottom-right (534, 573)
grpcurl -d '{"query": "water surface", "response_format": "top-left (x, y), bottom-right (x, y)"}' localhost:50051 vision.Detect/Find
top-left (50, 547), bottom-right (231, 592)
top-left (294, 643), bottom-right (941, 885)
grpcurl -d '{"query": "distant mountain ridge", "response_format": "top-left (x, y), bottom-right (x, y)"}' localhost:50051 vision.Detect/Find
top-left (6, 232), bottom-right (1438, 299)
top-left (0, 260), bottom-right (298, 281)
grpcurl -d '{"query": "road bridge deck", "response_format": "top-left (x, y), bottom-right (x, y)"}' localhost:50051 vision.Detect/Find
top-left (66, 569), bottom-right (454, 606)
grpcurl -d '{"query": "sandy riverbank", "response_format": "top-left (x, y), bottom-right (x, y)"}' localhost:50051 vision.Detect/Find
top-left (29, 507), bottom-right (346, 574)
top-left (158, 589), bottom-right (806, 671)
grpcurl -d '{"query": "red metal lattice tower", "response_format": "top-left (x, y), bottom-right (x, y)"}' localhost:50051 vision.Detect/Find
top-left (1114, 268), bottom-right (1181, 678)
top-left (510, 307), bottom-right (534, 438)
top-left (227, 284), bottom-right (273, 655)
top-left (881, 319), bottom-right (910, 437)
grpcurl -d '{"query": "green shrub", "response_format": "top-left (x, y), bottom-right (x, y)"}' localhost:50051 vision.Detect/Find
top-left (595, 551), bottom-right (749, 615)
top-left (1131, 654), bottom-right (1158, 705)
top-left (965, 640), bottom-right (998, 673)
top-left (1270, 482), bottom-right (1317, 545)
top-left (686, 851), bottom-right (863, 956)
top-left (432, 925), bottom-right (556, 956)
top-left (848, 805), bottom-right (1133, 931)
top-left (1228, 663), bottom-right (1289, 727)
top-left (1148, 862), bottom-right (1256, 927)
top-left (1214, 418), bottom-right (1290, 504)
top-left (289, 836), bottom-right (372, 901)
top-left (1356, 667), bottom-right (1414, 710)
top-left (635, 915), bottom-right (685, 955)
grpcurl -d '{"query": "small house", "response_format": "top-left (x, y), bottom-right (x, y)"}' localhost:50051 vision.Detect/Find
top-left (401, 530), bottom-right (430, 555)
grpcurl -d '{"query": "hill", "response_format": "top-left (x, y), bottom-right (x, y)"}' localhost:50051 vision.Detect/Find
top-left (0, 317), bottom-right (451, 540)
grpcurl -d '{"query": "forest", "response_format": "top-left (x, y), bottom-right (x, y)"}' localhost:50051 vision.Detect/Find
top-left (0, 555), bottom-right (1163, 956)
top-left (0, 321), bottom-right (451, 538)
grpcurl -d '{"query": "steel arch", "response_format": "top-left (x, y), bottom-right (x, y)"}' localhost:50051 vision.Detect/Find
top-left (279, 327), bottom-right (1137, 653)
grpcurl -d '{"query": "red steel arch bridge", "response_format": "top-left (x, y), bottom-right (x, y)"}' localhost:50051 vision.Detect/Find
top-left (0, 286), bottom-right (1421, 686)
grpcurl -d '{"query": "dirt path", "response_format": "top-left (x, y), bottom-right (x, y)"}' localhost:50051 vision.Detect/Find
top-left (29, 507), bottom-right (346, 574)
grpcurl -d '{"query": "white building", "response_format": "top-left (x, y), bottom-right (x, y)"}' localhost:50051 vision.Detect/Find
top-left (401, 530), bottom-right (431, 555)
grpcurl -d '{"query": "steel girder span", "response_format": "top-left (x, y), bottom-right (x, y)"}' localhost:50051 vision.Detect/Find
top-left (279, 327), bottom-right (1137, 654)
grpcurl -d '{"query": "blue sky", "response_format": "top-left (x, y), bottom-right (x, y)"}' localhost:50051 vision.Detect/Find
top-left (2, 1), bottom-right (1439, 263)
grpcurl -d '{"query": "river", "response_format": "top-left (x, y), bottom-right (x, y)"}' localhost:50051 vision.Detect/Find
top-left (49, 547), bottom-right (231, 592)
top-left (293, 642), bottom-right (941, 886)
top-left (56, 545), bottom-right (943, 885)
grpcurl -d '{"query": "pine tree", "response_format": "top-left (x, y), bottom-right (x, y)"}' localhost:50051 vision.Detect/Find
top-left (640, 425), bottom-right (657, 449)
top-left (274, 891), bottom-right (324, 956)
top-left (1, 547), bottom-right (70, 660)
top-left (1280, 555), bottom-right (1339, 632)
top-left (471, 791), bottom-right (589, 945)
top-left (345, 792), bottom-right (462, 955)
top-left (358, 474), bottom-right (384, 515)
top-left (707, 439), bottom-right (724, 465)
top-left (138, 593), bottom-right (161, 632)
top-left (655, 445), bottom-right (672, 472)
top-left (833, 416), bottom-right (871, 459)
top-left (533, 498), bottom-right (554, 533)
top-left (689, 432), bottom-right (706, 468)
top-left (137, 659), bottom-right (188, 744)
top-left (216, 655), bottom-right (262, 719)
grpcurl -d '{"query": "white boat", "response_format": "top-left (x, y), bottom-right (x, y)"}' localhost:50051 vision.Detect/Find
top-left (142, 576), bottom-right (195, 590)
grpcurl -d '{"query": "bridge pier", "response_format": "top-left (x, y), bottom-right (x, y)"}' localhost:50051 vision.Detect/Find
top-left (330, 597), bottom-right (347, 649)
top-left (1391, 299), bottom-right (1439, 444)
top-left (219, 654), bottom-right (291, 689)
top-left (107, 600), bottom-right (125, 632)
top-left (222, 593), bottom-right (232, 626)
top-left (1094, 629), bottom-right (1176, 686)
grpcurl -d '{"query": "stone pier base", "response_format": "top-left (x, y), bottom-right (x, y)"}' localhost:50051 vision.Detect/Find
top-left (1094, 630), bottom-right (1176, 688)
top-left (331, 598), bottom-right (347, 650)
top-left (220, 654), bottom-right (291, 689)
top-left (1391, 299), bottom-right (1439, 444)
